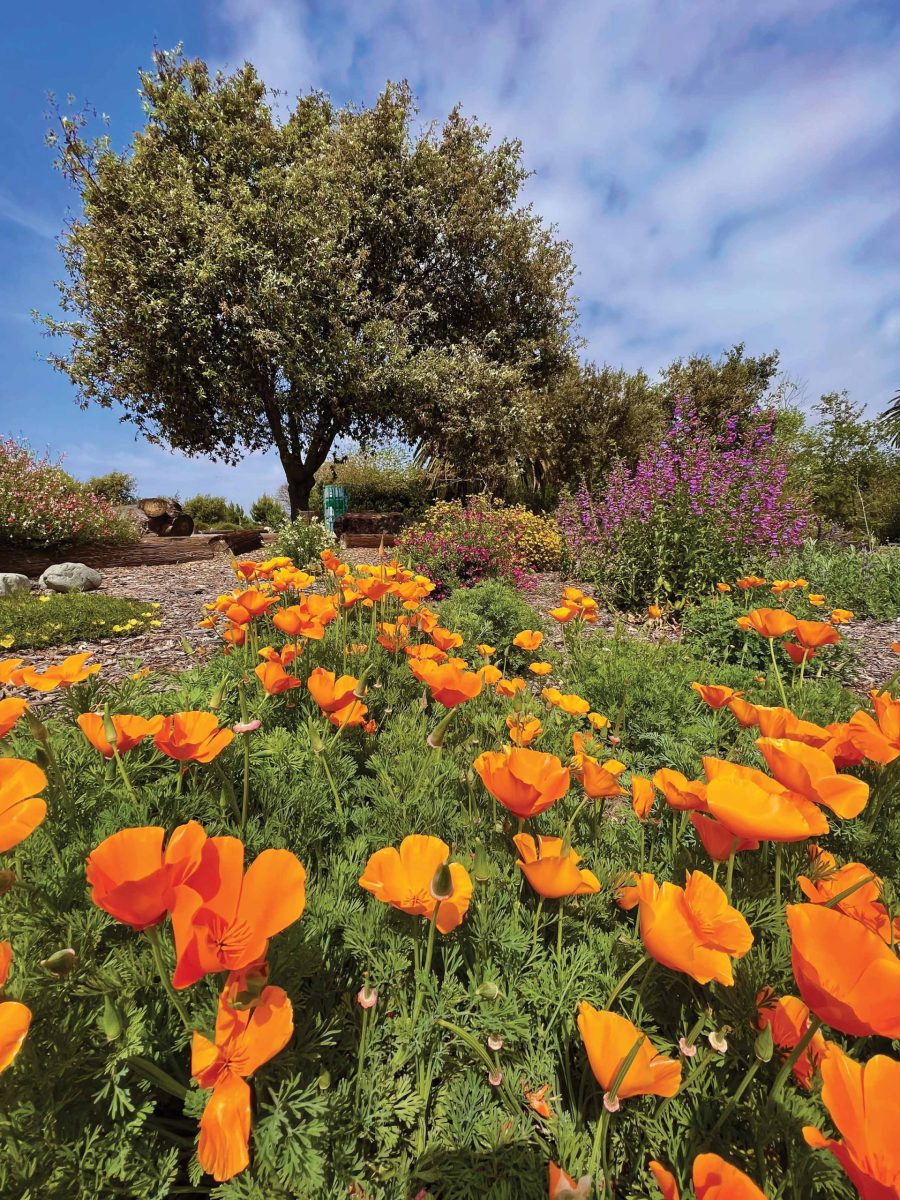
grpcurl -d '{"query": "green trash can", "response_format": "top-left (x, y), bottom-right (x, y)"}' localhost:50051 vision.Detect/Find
top-left (322, 485), bottom-right (348, 535)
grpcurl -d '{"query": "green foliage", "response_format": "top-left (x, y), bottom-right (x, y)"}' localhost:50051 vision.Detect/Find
top-left (84, 471), bottom-right (138, 505)
top-left (438, 580), bottom-right (546, 671)
top-left (44, 51), bottom-right (575, 513)
top-left (311, 449), bottom-right (432, 517)
top-left (269, 515), bottom-right (335, 568)
top-left (763, 542), bottom-right (900, 620)
top-left (0, 592), bottom-right (160, 648)
top-left (248, 494), bottom-right (285, 527)
top-left (182, 494), bottom-right (248, 528)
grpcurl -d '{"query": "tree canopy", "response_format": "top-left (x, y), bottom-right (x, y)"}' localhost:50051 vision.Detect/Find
top-left (44, 49), bottom-right (577, 512)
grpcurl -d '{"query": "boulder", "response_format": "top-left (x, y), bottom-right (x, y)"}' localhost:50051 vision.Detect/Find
top-left (39, 562), bottom-right (103, 593)
top-left (0, 573), bottom-right (31, 598)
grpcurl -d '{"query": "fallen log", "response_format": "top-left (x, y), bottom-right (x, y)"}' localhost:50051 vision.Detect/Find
top-left (0, 530), bottom-right (266, 577)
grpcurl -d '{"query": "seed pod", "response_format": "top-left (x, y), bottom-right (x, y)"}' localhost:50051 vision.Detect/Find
top-left (476, 981), bottom-right (501, 1001)
top-left (40, 948), bottom-right (77, 978)
top-left (754, 1024), bottom-right (774, 1063)
top-left (429, 861), bottom-right (453, 901)
top-left (101, 994), bottom-right (125, 1041)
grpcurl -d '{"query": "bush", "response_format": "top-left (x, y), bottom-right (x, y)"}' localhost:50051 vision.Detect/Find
top-left (0, 439), bottom-right (140, 549)
top-left (182, 494), bottom-right (248, 527)
top-left (397, 496), bottom-right (561, 596)
top-left (437, 579), bottom-right (545, 669)
top-left (312, 449), bottom-right (432, 516)
top-left (249, 493), bottom-right (286, 527)
top-left (763, 541), bottom-right (900, 620)
top-left (556, 403), bottom-right (811, 609)
top-left (84, 471), bottom-right (138, 505)
top-left (270, 514), bottom-right (335, 568)
top-left (0, 593), bottom-right (160, 649)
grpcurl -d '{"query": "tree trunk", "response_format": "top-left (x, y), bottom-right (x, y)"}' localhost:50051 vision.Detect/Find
top-left (279, 454), bottom-right (322, 518)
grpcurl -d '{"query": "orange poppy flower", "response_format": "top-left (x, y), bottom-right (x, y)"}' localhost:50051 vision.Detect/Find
top-left (233, 589), bottom-right (278, 621)
top-left (376, 621), bottom-right (411, 653)
top-left (623, 871), bottom-right (753, 986)
top-left (807, 593), bottom-right (825, 606)
top-left (405, 642), bottom-right (447, 664)
top-left (525, 1082), bottom-right (553, 1119)
top-left (648, 1160), bottom-right (679, 1199)
top-left (647, 604), bottom-right (662, 620)
top-left (0, 698), bottom-right (28, 738)
top-left (783, 642), bottom-right (814, 665)
top-left (744, 608), bottom-right (797, 639)
top-left (797, 851), bottom-right (899, 944)
top-left (753, 706), bottom-right (831, 747)
top-left (727, 695), bottom-right (761, 728)
top-left (0, 759), bottom-right (47, 853)
top-left (802, 1041), bottom-right (900, 1199)
top-left (506, 714), bottom-right (542, 747)
top-left (154, 712), bottom-right (234, 763)
top-left (548, 1162), bottom-right (591, 1198)
top-left (830, 609), bottom-right (854, 624)
top-left (756, 989), bottom-right (826, 1090)
top-left (359, 834), bottom-right (472, 933)
top-left (755, 737), bottom-right (868, 819)
top-left (847, 690), bottom-right (900, 765)
top-left (573, 750), bottom-right (627, 800)
top-left (691, 683), bottom-right (740, 710)
top-left (577, 1003), bottom-right (681, 1100)
top-left (736, 576), bottom-right (766, 589)
top-left (513, 834), bottom-right (601, 899)
top-left (254, 662), bottom-right (302, 695)
top-left (86, 821), bottom-right (208, 929)
top-left (354, 576), bottom-right (393, 603)
top-left (529, 661), bottom-right (553, 676)
top-left (587, 712), bottom-right (609, 731)
top-left (631, 775), bottom-right (655, 821)
top-left (0, 659), bottom-right (25, 686)
top-left (689, 812), bottom-right (759, 862)
top-left (495, 676), bottom-right (526, 697)
top-left (19, 652), bottom-right (100, 692)
top-left (513, 630), bottom-right (544, 652)
top-left (786, 903), bottom-right (900, 1038)
top-left (77, 713), bottom-right (164, 758)
top-left (542, 687), bottom-right (590, 716)
top-left (221, 623), bottom-right (246, 648)
top-left (307, 668), bottom-right (360, 714)
top-left (792, 620), bottom-right (840, 650)
top-left (172, 838), bottom-right (306, 989)
top-left (258, 643), bottom-right (301, 667)
top-left (704, 759), bottom-right (829, 842)
top-left (653, 768), bottom-right (708, 812)
top-left (474, 746), bottom-right (570, 819)
top-left (430, 626), bottom-right (464, 653)
top-left (692, 1154), bottom-right (767, 1199)
top-left (414, 659), bottom-right (483, 708)
top-left (327, 698), bottom-right (370, 729)
top-left (550, 604), bottom-right (578, 624)
top-left (0, 940), bottom-right (10, 988)
top-left (476, 643), bottom-right (496, 657)
top-left (273, 595), bottom-right (337, 641)
top-left (716, 582), bottom-right (731, 594)
top-left (0, 997), bottom-right (31, 1073)
top-left (478, 663), bottom-right (503, 685)
top-left (192, 981), bottom-right (293, 1182)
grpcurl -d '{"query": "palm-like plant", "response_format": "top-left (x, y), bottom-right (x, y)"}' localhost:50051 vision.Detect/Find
top-left (879, 389), bottom-right (900, 447)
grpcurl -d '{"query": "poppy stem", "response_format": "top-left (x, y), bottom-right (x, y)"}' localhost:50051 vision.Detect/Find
top-left (556, 900), bottom-right (565, 962)
top-left (767, 637), bottom-right (789, 708)
top-left (588, 1034), bottom-right (644, 1194)
top-left (773, 843), bottom-right (783, 907)
top-left (725, 849), bottom-right (736, 902)
top-left (238, 682), bottom-right (251, 835)
top-left (708, 1057), bottom-right (762, 1138)
top-left (603, 953), bottom-right (650, 1010)
top-left (531, 897), bottom-right (544, 948)
top-left (638, 825), bottom-right (645, 874)
top-left (145, 926), bottom-right (192, 1033)
top-left (766, 1015), bottom-right (824, 1103)
top-left (319, 752), bottom-right (344, 818)
top-left (112, 748), bottom-right (138, 806)
top-left (412, 903), bottom-right (440, 1022)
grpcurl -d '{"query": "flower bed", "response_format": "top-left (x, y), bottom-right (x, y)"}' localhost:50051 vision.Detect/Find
top-left (0, 550), bottom-right (896, 1198)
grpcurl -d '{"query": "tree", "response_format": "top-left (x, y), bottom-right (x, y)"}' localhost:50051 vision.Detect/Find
top-left (43, 50), bottom-right (576, 514)
top-left (85, 471), bottom-right (137, 505)
top-left (878, 388), bottom-right (900, 448)
top-left (249, 493), bottom-right (286, 526)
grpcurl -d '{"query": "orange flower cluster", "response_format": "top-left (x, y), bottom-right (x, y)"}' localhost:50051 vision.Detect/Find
top-left (549, 587), bottom-right (599, 624)
top-left (0, 652), bottom-right (100, 693)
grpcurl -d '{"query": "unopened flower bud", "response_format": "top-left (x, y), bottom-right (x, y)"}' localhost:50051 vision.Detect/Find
top-left (429, 861), bottom-right (454, 901)
top-left (208, 679), bottom-right (228, 711)
top-left (33, 746), bottom-right (51, 772)
top-left (487, 1033), bottom-right (504, 1051)
top-left (427, 708), bottom-right (455, 750)
top-left (608, 735), bottom-right (621, 747)
top-left (40, 947), bottom-right (77, 978)
top-left (310, 726), bottom-right (326, 754)
top-left (232, 719), bottom-right (261, 735)
top-left (317, 1069), bottom-right (331, 1090)
top-left (754, 1024), bottom-right (774, 1063)
top-left (101, 993), bottom-right (125, 1041)
top-left (101, 707), bottom-right (118, 750)
top-left (357, 984), bottom-right (378, 1009)
top-left (476, 981), bottom-right (501, 1001)
top-left (0, 870), bottom-right (15, 897)
top-left (25, 710), bottom-right (49, 748)
top-left (472, 841), bottom-right (491, 883)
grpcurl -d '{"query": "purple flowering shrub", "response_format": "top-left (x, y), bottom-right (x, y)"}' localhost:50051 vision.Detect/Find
top-left (397, 496), bottom-right (558, 597)
top-left (555, 403), bottom-right (811, 608)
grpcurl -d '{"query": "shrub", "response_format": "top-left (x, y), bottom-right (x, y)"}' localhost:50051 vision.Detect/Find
top-left (0, 439), bottom-right (139, 549)
top-left (397, 496), bottom-right (561, 596)
top-left (270, 514), bottom-right (335, 568)
top-left (763, 541), bottom-right (900, 620)
top-left (182, 494), bottom-right (248, 527)
top-left (556, 403), bottom-right (811, 609)
top-left (311, 449), bottom-right (431, 516)
top-left (437, 579), bottom-right (545, 669)
top-left (0, 593), bottom-right (160, 649)
top-left (249, 493), bottom-right (286, 527)
top-left (84, 471), bottom-right (138, 505)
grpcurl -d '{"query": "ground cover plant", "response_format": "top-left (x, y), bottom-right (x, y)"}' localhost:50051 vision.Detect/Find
top-left (0, 552), bottom-right (897, 1199)
top-left (0, 593), bottom-right (161, 649)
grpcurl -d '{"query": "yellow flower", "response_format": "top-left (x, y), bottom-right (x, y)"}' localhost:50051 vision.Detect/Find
top-left (587, 712), bottom-right (609, 731)
top-left (111, 625), bottom-right (123, 633)
top-left (38, 595), bottom-right (51, 604)
top-left (0, 635), bottom-right (13, 648)
top-left (528, 661), bottom-right (552, 676)
top-left (131, 667), bottom-right (150, 681)
top-left (149, 620), bottom-right (162, 627)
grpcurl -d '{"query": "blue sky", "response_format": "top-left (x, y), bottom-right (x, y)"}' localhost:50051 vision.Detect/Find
top-left (1, 0), bottom-right (898, 506)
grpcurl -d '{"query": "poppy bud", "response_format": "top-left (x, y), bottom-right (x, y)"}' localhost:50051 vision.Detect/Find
top-left (429, 860), bottom-right (454, 901)
top-left (208, 679), bottom-right (228, 711)
top-left (180, 636), bottom-right (194, 658)
top-left (472, 841), bottom-right (491, 883)
top-left (608, 735), bottom-right (621, 747)
top-left (101, 706), bottom-right (117, 750)
top-left (40, 947), bottom-right (77, 978)
top-left (754, 1024), bottom-right (774, 1063)
top-left (0, 870), bottom-right (15, 897)
top-left (33, 746), bottom-right (51, 772)
top-left (427, 708), bottom-right (455, 750)
top-left (317, 1069), bottom-right (331, 1090)
top-left (309, 726), bottom-right (326, 755)
top-left (25, 710), bottom-right (49, 747)
top-left (476, 981), bottom-right (501, 1001)
top-left (101, 994), bottom-right (125, 1041)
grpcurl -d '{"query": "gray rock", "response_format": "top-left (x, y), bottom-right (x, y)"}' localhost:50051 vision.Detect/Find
top-left (0, 573), bottom-right (31, 597)
top-left (39, 562), bottom-right (102, 593)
